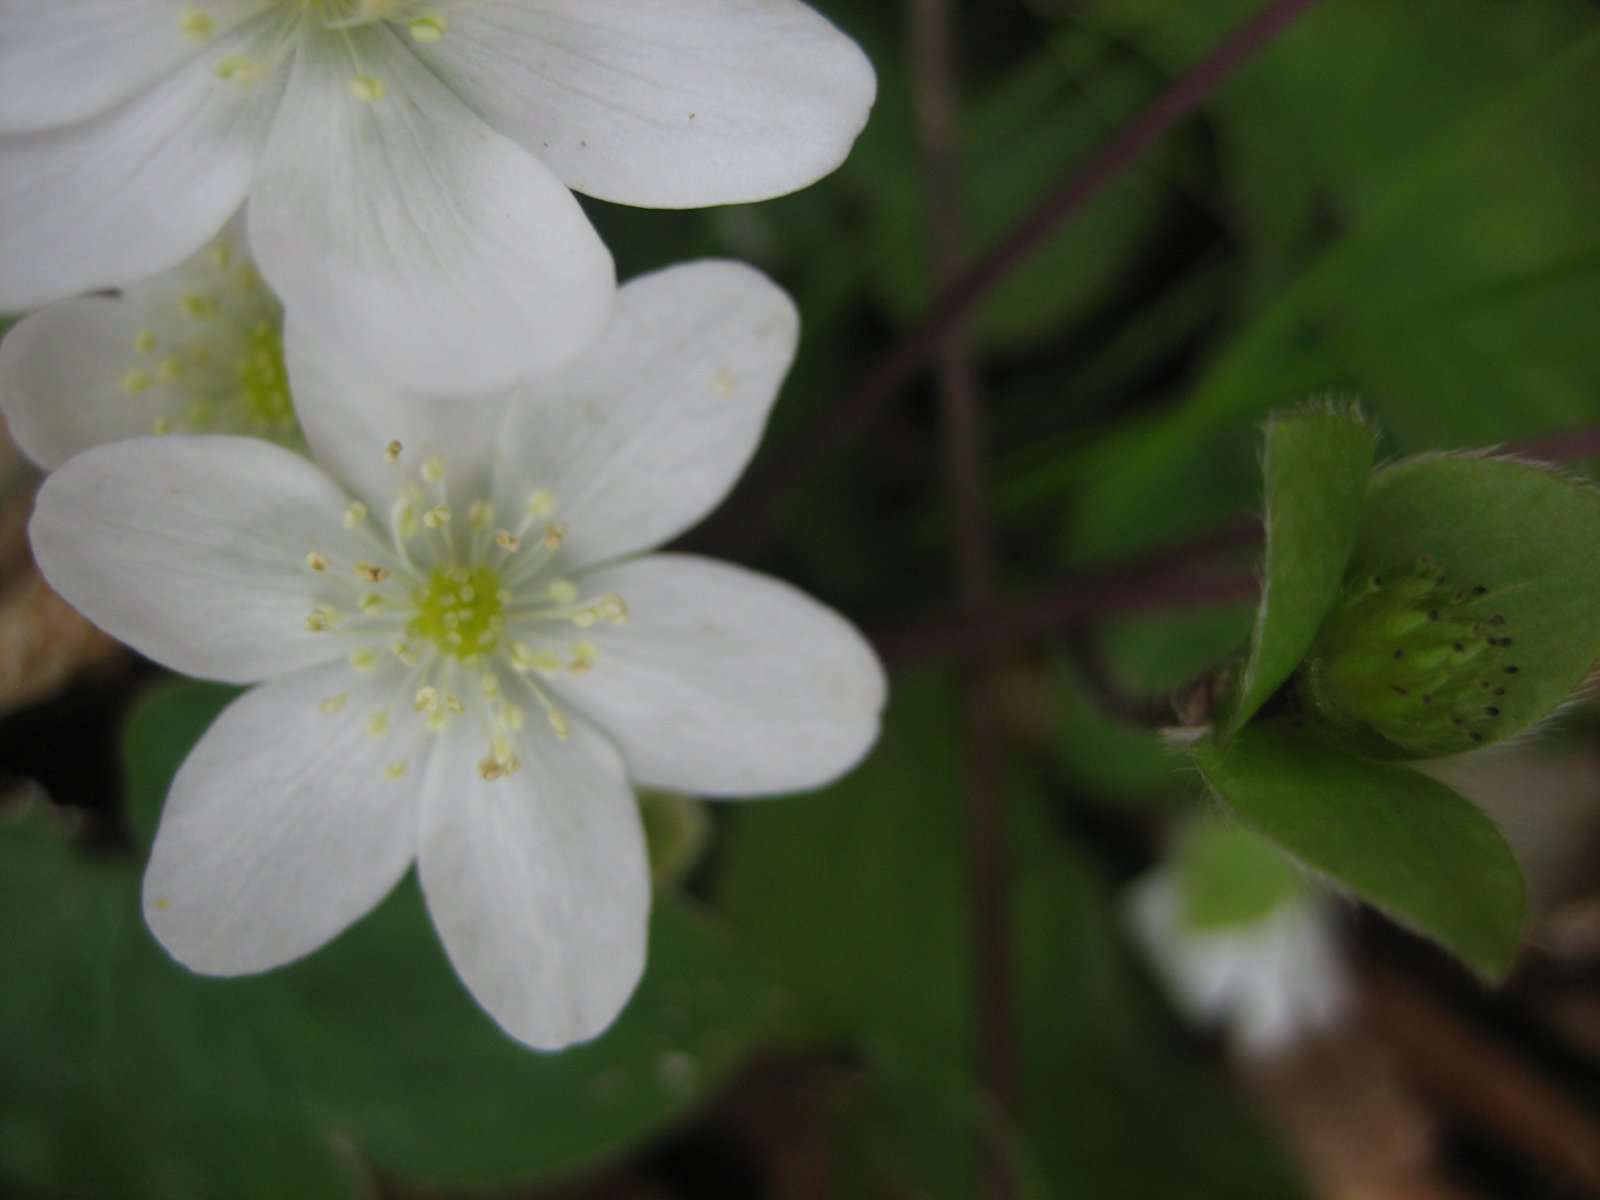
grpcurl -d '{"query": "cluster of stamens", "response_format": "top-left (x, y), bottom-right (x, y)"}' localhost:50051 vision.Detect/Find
top-left (122, 240), bottom-right (300, 446)
top-left (303, 444), bottom-right (629, 783)
top-left (181, 1), bottom-right (455, 103)
top-left (1298, 555), bottom-right (1521, 757)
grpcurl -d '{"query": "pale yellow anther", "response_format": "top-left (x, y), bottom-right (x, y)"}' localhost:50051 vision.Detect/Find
top-left (545, 579), bottom-right (579, 605)
top-left (350, 74), bottom-right (386, 103)
top-left (350, 648), bottom-right (379, 672)
top-left (458, 585), bottom-right (476, 603)
top-left (385, 761), bottom-right (409, 781)
top-left (481, 674), bottom-right (502, 698)
top-left (344, 501), bottom-right (369, 529)
top-left (359, 593), bottom-right (385, 614)
top-left (413, 687), bottom-right (439, 713)
top-left (527, 489), bottom-right (554, 518)
top-left (179, 10), bottom-right (215, 40)
top-left (495, 530), bottom-right (521, 552)
top-left (365, 710), bottom-right (390, 738)
top-left (393, 641), bottom-right (419, 666)
top-left (569, 641), bottom-right (598, 674)
top-left (409, 13), bottom-right (448, 42)
top-left (601, 594), bottom-right (629, 625)
top-left (426, 710), bottom-right (450, 733)
top-left (182, 292), bottom-right (217, 320)
top-left (446, 693), bottom-right (464, 714)
top-left (423, 504), bottom-right (452, 529)
top-left (154, 356), bottom-right (182, 384)
top-left (497, 703), bottom-right (526, 732)
top-left (319, 693), bottom-right (350, 715)
top-left (478, 758), bottom-right (506, 781)
top-left (133, 330), bottom-right (159, 354)
top-left (385, 440), bottom-right (403, 464)
top-left (421, 456), bottom-right (446, 483)
top-left (306, 551), bottom-right (329, 572)
top-left (355, 562), bottom-right (390, 584)
top-left (306, 604), bottom-right (339, 632)
top-left (542, 523), bottom-right (567, 550)
top-left (121, 368), bottom-right (153, 394)
top-left (573, 609), bottom-right (598, 629)
top-left (468, 500), bottom-right (494, 530)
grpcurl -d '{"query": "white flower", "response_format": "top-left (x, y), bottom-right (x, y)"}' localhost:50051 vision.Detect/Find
top-left (29, 260), bottom-right (887, 1050)
top-left (0, 0), bottom-right (877, 394)
top-left (1, 222), bottom-right (303, 468)
top-left (1125, 864), bottom-right (1349, 1056)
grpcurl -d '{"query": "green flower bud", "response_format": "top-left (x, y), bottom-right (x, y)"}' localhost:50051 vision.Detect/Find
top-left (1297, 555), bottom-right (1521, 759)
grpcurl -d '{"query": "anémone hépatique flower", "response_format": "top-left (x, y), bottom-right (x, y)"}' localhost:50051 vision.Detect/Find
top-left (29, 260), bottom-right (887, 1050)
top-left (1125, 844), bottom-right (1349, 1057)
top-left (0, 0), bottom-right (878, 394)
top-left (0, 222), bottom-right (303, 468)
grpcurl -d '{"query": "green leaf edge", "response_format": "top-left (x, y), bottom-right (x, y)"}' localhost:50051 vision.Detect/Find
top-left (1220, 402), bottom-right (1377, 738)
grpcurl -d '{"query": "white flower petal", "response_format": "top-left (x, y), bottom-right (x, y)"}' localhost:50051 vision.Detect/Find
top-left (249, 26), bottom-right (614, 395)
top-left (553, 554), bottom-right (886, 796)
top-left (143, 660), bottom-right (425, 975)
top-left (0, 299), bottom-right (184, 468)
top-left (0, 1), bottom-right (244, 134)
top-left (0, 26), bottom-right (269, 312)
top-left (415, 0), bottom-right (876, 207)
top-left (30, 436), bottom-right (368, 683)
top-left (492, 261), bottom-right (798, 570)
top-left (284, 322), bottom-right (509, 515)
top-left (417, 710), bottom-right (650, 1050)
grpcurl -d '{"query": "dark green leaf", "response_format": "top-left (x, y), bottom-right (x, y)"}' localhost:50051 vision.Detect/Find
top-left (1191, 718), bottom-right (1526, 977)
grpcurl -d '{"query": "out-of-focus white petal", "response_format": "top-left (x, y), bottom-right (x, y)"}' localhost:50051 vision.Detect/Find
top-left (0, 1), bottom-right (249, 134)
top-left (0, 23), bottom-right (271, 312)
top-left (1, 299), bottom-right (184, 468)
top-left (1125, 869), bottom-right (1350, 1056)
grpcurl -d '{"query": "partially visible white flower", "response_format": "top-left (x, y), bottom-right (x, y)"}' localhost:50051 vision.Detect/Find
top-left (30, 260), bottom-right (887, 1050)
top-left (1, 222), bottom-right (301, 468)
top-left (1125, 854), bottom-right (1349, 1056)
top-left (0, 1), bottom-right (878, 394)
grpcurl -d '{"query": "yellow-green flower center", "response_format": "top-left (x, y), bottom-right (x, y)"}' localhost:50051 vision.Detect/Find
top-left (408, 565), bottom-right (506, 660)
top-left (238, 321), bottom-right (294, 429)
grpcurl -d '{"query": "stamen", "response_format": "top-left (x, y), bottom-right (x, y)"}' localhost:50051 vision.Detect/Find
top-left (409, 13), bottom-right (448, 42)
top-left (350, 74), bottom-right (386, 102)
top-left (306, 551), bottom-right (329, 572)
top-left (179, 10), bottom-right (215, 40)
